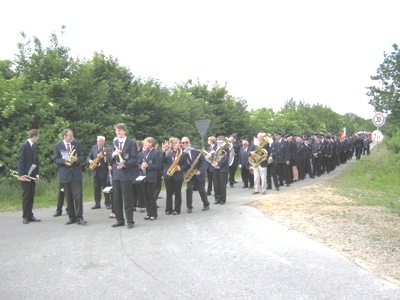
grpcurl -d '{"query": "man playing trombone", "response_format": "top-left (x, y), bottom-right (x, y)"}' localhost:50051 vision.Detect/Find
top-left (17, 129), bottom-right (41, 224)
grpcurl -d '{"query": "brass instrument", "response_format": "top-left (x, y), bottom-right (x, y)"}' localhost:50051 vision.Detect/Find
top-left (113, 138), bottom-right (125, 164)
top-left (166, 148), bottom-right (183, 177)
top-left (248, 136), bottom-right (269, 168)
top-left (9, 170), bottom-right (36, 181)
top-left (213, 137), bottom-right (232, 163)
top-left (64, 149), bottom-right (77, 166)
top-left (201, 148), bottom-right (215, 164)
top-left (89, 147), bottom-right (110, 170)
top-left (184, 148), bottom-right (202, 183)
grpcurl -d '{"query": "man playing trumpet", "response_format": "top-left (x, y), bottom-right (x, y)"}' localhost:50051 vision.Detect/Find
top-left (18, 129), bottom-right (41, 224)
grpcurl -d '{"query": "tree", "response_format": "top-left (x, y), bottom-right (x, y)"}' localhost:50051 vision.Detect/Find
top-left (367, 43), bottom-right (400, 127)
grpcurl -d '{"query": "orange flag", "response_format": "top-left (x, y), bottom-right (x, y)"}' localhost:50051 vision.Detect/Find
top-left (339, 127), bottom-right (346, 141)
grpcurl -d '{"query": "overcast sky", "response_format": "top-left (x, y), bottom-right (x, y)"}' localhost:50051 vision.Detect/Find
top-left (1, 0), bottom-right (399, 119)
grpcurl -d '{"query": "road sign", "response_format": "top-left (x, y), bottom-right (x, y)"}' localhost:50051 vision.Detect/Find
top-left (372, 112), bottom-right (385, 127)
top-left (371, 130), bottom-right (384, 144)
top-left (195, 119), bottom-right (211, 148)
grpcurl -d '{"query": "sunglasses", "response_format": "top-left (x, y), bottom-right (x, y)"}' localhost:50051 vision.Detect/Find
top-left (182, 142), bottom-right (189, 144)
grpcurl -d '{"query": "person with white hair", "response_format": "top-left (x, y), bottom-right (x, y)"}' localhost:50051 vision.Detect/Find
top-left (87, 135), bottom-right (112, 209)
top-left (250, 133), bottom-right (269, 195)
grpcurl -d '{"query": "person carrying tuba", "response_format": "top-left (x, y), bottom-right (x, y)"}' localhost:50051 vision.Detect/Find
top-left (249, 133), bottom-right (270, 195)
top-left (211, 135), bottom-right (230, 205)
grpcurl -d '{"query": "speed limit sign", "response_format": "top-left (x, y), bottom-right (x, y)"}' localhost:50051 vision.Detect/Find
top-left (371, 130), bottom-right (384, 144)
top-left (372, 112), bottom-right (385, 127)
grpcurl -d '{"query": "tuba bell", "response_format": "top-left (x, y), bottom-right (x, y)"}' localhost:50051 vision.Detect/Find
top-left (248, 136), bottom-right (269, 168)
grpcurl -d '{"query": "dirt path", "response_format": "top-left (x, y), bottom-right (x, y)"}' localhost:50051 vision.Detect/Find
top-left (251, 182), bottom-right (400, 286)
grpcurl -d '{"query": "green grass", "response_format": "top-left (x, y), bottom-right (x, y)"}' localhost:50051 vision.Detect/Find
top-left (329, 143), bottom-right (400, 214)
top-left (0, 173), bottom-right (95, 212)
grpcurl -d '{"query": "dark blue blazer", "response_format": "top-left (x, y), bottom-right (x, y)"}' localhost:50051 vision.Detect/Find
top-left (183, 149), bottom-right (207, 181)
top-left (110, 138), bottom-right (138, 182)
top-left (138, 148), bottom-right (162, 184)
top-left (162, 150), bottom-right (187, 181)
top-left (215, 148), bottom-right (230, 173)
top-left (87, 144), bottom-right (110, 179)
top-left (239, 146), bottom-right (251, 170)
top-left (18, 141), bottom-right (39, 177)
top-left (53, 140), bottom-right (85, 183)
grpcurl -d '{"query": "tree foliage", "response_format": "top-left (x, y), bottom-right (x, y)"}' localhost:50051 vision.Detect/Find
top-left (367, 43), bottom-right (400, 130)
top-left (0, 29), bottom-right (376, 179)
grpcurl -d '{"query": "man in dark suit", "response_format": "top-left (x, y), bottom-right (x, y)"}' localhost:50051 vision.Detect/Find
top-left (211, 135), bottom-right (230, 204)
top-left (181, 136), bottom-right (210, 213)
top-left (239, 136), bottom-right (254, 189)
top-left (87, 136), bottom-right (111, 209)
top-left (18, 129), bottom-right (41, 224)
top-left (270, 132), bottom-right (291, 187)
top-left (53, 129), bottom-right (87, 225)
top-left (110, 123), bottom-right (138, 229)
top-left (228, 135), bottom-right (240, 188)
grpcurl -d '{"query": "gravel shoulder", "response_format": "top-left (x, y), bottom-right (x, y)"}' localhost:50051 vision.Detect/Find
top-left (251, 181), bottom-right (400, 286)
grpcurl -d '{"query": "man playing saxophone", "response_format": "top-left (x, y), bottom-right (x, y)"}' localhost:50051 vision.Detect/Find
top-left (87, 136), bottom-right (112, 209)
top-left (181, 137), bottom-right (210, 213)
top-left (53, 129), bottom-right (87, 225)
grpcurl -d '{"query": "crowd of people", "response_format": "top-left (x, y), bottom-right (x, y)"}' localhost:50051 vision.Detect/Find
top-left (16, 124), bottom-right (371, 228)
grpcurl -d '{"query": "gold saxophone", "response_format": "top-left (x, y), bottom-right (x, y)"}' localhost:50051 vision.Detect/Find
top-left (166, 148), bottom-right (183, 177)
top-left (248, 136), bottom-right (269, 168)
top-left (64, 149), bottom-right (77, 166)
top-left (89, 147), bottom-right (110, 170)
top-left (184, 150), bottom-right (202, 183)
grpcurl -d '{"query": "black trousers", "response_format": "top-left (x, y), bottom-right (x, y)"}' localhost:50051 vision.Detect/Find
top-left (21, 180), bottom-right (36, 219)
top-left (241, 167), bottom-right (254, 187)
top-left (93, 175), bottom-right (110, 207)
top-left (212, 169), bottom-right (227, 203)
top-left (186, 176), bottom-right (209, 209)
top-left (132, 183), bottom-right (145, 209)
top-left (206, 170), bottom-right (214, 192)
top-left (141, 181), bottom-right (158, 218)
top-left (164, 179), bottom-right (183, 213)
top-left (56, 183), bottom-right (65, 213)
top-left (113, 180), bottom-right (134, 224)
top-left (228, 163), bottom-right (238, 185)
top-left (64, 180), bottom-right (83, 220)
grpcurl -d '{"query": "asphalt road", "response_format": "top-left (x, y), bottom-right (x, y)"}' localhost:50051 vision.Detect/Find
top-left (1, 160), bottom-right (399, 300)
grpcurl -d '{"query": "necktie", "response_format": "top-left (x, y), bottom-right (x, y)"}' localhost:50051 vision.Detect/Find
top-left (67, 143), bottom-right (71, 153)
top-left (119, 142), bottom-right (123, 150)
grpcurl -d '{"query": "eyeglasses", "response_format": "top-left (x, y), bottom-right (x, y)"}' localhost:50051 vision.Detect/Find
top-left (182, 142), bottom-right (189, 144)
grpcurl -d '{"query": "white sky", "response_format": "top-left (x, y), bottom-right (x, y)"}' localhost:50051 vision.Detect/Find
top-left (1, 0), bottom-right (399, 119)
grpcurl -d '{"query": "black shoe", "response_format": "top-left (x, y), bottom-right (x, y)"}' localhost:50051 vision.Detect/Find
top-left (242, 186), bottom-right (248, 189)
top-left (220, 201), bottom-right (226, 205)
top-left (112, 222), bottom-right (125, 227)
top-left (144, 216), bottom-right (151, 220)
top-left (76, 218), bottom-right (87, 225)
top-left (286, 183), bottom-right (290, 187)
top-left (187, 208), bottom-right (193, 213)
top-left (106, 205), bottom-right (112, 210)
top-left (207, 191), bottom-right (212, 196)
top-left (23, 218), bottom-right (29, 224)
top-left (29, 216), bottom-right (41, 222)
top-left (91, 205), bottom-right (100, 209)
top-left (53, 211), bottom-right (62, 217)
top-left (165, 211), bottom-right (172, 215)
top-left (267, 186), bottom-right (272, 190)
top-left (230, 184), bottom-right (234, 188)
top-left (214, 201), bottom-right (220, 204)
top-left (233, 180), bottom-right (238, 184)
top-left (202, 206), bottom-right (209, 211)
top-left (127, 223), bottom-right (134, 229)
top-left (66, 219), bottom-right (76, 225)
